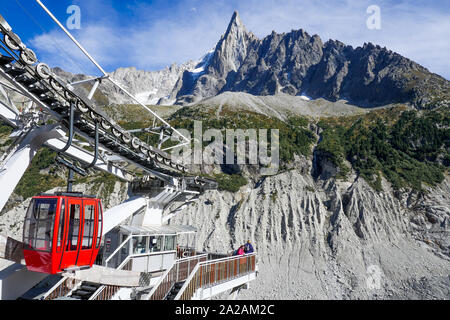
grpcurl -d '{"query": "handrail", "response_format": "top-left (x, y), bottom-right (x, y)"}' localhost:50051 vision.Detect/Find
top-left (41, 277), bottom-right (65, 300)
top-left (42, 276), bottom-right (81, 300)
top-left (43, 256), bottom-right (132, 301)
top-left (175, 253), bottom-right (208, 282)
top-left (177, 246), bottom-right (197, 258)
top-left (145, 261), bottom-right (176, 300)
top-left (41, 276), bottom-right (68, 300)
top-left (175, 253), bottom-right (257, 300)
top-left (104, 235), bottom-right (132, 268)
top-left (89, 258), bottom-right (133, 300)
top-left (146, 253), bottom-right (208, 300)
top-left (173, 262), bottom-right (201, 300)
top-left (92, 243), bottom-right (183, 300)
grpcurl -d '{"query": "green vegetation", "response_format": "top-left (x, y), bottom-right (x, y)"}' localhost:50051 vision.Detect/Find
top-left (81, 83), bottom-right (109, 106)
top-left (315, 122), bottom-right (350, 179)
top-left (14, 148), bottom-right (65, 199)
top-left (88, 172), bottom-right (118, 201)
top-left (0, 123), bottom-right (13, 135)
top-left (317, 106), bottom-right (449, 191)
top-left (170, 106), bottom-right (315, 166)
top-left (168, 106), bottom-right (316, 192)
top-left (214, 173), bottom-right (248, 192)
top-left (101, 104), bottom-right (183, 148)
top-left (4, 98), bottom-right (445, 199)
top-left (10, 147), bottom-right (121, 203)
top-left (0, 123), bottom-right (13, 147)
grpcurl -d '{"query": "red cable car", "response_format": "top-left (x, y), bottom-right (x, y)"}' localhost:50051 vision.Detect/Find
top-left (22, 192), bottom-right (103, 274)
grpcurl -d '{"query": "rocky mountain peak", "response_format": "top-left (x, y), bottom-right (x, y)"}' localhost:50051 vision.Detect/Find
top-left (210, 11), bottom-right (257, 76)
top-left (54, 11), bottom-right (449, 110)
top-left (224, 11), bottom-right (246, 36)
top-left (175, 12), bottom-right (449, 108)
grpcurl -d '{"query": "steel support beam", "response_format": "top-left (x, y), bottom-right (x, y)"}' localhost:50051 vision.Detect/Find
top-left (0, 124), bottom-right (60, 212)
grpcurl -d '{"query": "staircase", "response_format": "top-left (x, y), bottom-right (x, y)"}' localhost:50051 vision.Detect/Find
top-left (175, 253), bottom-right (257, 300)
top-left (165, 281), bottom-right (185, 300)
top-left (146, 254), bottom-right (208, 300)
top-left (69, 281), bottom-right (103, 300)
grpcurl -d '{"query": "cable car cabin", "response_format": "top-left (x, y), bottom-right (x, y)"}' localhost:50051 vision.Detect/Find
top-left (22, 192), bottom-right (103, 274)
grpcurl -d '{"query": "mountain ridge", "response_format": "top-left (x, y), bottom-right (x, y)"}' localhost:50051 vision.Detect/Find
top-left (53, 11), bottom-right (449, 111)
top-left (175, 11), bottom-right (449, 109)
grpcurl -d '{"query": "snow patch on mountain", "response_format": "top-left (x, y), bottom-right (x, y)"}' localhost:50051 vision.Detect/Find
top-left (191, 49), bottom-right (214, 77)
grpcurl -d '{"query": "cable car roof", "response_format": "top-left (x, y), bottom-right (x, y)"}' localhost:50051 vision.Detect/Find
top-left (37, 192), bottom-right (98, 199)
top-left (119, 225), bottom-right (197, 236)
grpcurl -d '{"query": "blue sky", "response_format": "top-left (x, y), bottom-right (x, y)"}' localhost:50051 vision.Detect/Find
top-left (2, 0), bottom-right (449, 79)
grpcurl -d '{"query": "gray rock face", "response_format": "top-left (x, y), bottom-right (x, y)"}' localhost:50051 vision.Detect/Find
top-left (52, 60), bottom-right (198, 106)
top-left (168, 162), bottom-right (450, 299)
top-left (176, 12), bottom-right (449, 109)
top-left (186, 91), bottom-right (378, 121)
top-left (107, 63), bottom-right (197, 105)
top-left (0, 151), bottom-right (448, 299)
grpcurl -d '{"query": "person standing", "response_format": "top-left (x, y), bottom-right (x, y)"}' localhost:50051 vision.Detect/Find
top-left (244, 240), bottom-right (254, 253)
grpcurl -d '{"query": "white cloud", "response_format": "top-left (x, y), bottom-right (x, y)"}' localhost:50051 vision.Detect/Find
top-left (29, 0), bottom-right (450, 80)
top-left (30, 26), bottom-right (126, 76)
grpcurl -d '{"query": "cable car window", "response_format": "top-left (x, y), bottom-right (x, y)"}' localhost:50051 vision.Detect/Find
top-left (82, 204), bottom-right (95, 249)
top-left (66, 204), bottom-right (81, 251)
top-left (96, 202), bottom-right (102, 248)
top-left (23, 198), bottom-right (57, 252)
top-left (56, 199), bottom-right (65, 252)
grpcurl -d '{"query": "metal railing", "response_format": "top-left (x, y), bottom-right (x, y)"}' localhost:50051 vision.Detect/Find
top-left (147, 253), bottom-right (207, 300)
top-left (43, 277), bottom-right (81, 300)
top-left (105, 235), bottom-right (179, 269)
top-left (177, 247), bottom-right (229, 260)
top-left (207, 252), bottom-right (230, 260)
top-left (104, 235), bottom-right (132, 269)
top-left (89, 259), bottom-right (133, 300)
top-left (90, 284), bottom-right (121, 301)
top-left (175, 254), bottom-right (208, 282)
top-left (176, 253), bottom-right (257, 300)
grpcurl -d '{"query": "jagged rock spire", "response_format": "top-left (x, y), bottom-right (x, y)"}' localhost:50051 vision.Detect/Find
top-left (175, 9), bottom-right (449, 109)
top-left (224, 11), bottom-right (246, 37)
top-left (210, 11), bottom-right (257, 77)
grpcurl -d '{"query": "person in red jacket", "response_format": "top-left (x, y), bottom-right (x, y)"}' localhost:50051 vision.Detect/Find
top-left (237, 245), bottom-right (245, 255)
